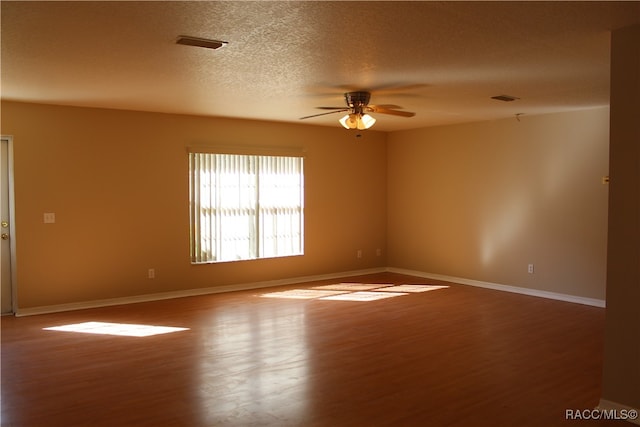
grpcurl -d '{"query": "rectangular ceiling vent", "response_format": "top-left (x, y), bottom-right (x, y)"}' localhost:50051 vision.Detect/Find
top-left (491, 94), bottom-right (520, 102)
top-left (176, 35), bottom-right (228, 50)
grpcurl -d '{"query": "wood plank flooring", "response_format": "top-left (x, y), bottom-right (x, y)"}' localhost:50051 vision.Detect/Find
top-left (1, 273), bottom-right (621, 426)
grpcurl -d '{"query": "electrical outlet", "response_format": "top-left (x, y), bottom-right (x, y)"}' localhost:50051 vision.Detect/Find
top-left (528, 264), bottom-right (534, 274)
top-left (357, 249), bottom-right (362, 259)
top-left (376, 248), bottom-right (382, 256)
top-left (148, 268), bottom-right (155, 279)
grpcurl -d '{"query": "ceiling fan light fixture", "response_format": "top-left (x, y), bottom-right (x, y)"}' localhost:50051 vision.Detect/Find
top-left (339, 113), bottom-right (376, 130)
top-left (360, 114), bottom-right (376, 129)
top-left (339, 114), bottom-right (355, 129)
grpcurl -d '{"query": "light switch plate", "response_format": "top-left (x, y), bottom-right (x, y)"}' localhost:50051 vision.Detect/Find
top-left (44, 212), bottom-right (56, 223)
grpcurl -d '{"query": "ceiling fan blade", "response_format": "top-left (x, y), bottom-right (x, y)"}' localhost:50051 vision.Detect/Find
top-left (368, 104), bottom-right (403, 110)
top-left (316, 106), bottom-right (348, 110)
top-left (300, 109), bottom-right (349, 120)
top-left (368, 106), bottom-right (416, 117)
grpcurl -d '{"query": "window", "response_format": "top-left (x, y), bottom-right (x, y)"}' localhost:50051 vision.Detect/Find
top-left (189, 151), bottom-right (304, 263)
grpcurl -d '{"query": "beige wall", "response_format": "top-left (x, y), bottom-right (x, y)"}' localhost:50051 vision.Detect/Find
top-left (1, 101), bottom-right (387, 308)
top-left (387, 108), bottom-right (610, 300)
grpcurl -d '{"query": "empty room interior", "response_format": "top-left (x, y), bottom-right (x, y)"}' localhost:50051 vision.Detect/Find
top-left (1, 2), bottom-right (639, 426)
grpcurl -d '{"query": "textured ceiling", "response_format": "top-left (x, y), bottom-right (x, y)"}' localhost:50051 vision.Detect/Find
top-left (2, 1), bottom-right (639, 131)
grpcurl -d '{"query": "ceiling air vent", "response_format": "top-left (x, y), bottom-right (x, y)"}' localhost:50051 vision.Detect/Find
top-left (491, 95), bottom-right (520, 102)
top-left (176, 35), bottom-right (228, 50)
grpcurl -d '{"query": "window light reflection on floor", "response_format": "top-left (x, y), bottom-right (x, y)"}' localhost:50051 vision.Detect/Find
top-left (312, 283), bottom-right (393, 291)
top-left (375, 285), bottom-right (450, 293)
top-left (43, 321), bottom-right (190, 337)
top-left (319, 291), bottom-right (408, 301)
top-left (259, 283), bottom-right (449, 301)
top-left (261, 289), bottom-right (349, 299)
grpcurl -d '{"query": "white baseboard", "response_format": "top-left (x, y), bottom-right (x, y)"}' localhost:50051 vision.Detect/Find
top-left (597, 399), bottom-right (640, 425)
top-left (385, 267), bottom-right (606, 308)
top-left (15, 267), bottom-right (386, 317)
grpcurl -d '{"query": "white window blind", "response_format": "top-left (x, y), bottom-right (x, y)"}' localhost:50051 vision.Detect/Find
top-left (189, 152), bottom-right (304, 263)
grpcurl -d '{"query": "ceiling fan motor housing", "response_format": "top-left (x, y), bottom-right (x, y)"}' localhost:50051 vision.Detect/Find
top-left (345, 91), bottom-right (371, 113)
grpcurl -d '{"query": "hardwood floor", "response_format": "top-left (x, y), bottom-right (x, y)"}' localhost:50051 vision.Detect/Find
top-left (0, 273), bottom-right (621, 426)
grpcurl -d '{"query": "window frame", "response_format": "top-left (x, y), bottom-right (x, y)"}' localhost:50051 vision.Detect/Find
top-left (188, 146), bottom-right (305, 264)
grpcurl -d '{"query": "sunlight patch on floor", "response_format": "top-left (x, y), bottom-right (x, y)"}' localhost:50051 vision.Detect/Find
top-left (319, 291), bottom-right (408, 301)
top-left (259, 283), bottom-right (449, 301)
top-left (312, 283), bottom-right (393, 291)
top-left (43, 321), bottom-right (190, 337)
top-left (261, 289), bottom-right (348, 299)
top-left (375, 285), bottom-right (450, 293)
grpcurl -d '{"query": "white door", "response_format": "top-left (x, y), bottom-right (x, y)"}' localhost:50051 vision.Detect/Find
top-left (1, 137), bottom-right (14, 314)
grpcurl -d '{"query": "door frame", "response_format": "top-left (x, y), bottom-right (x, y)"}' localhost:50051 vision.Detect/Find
top-left (1, 135), bottom-right (17, 314)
